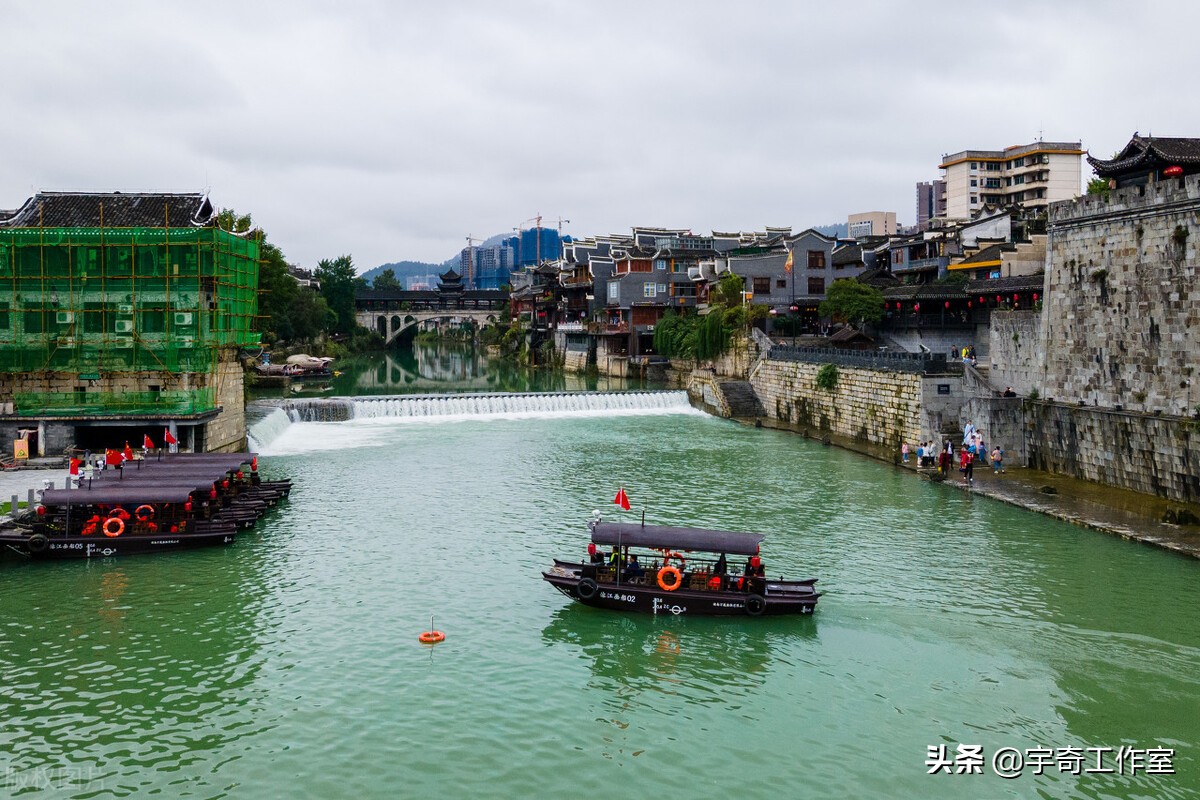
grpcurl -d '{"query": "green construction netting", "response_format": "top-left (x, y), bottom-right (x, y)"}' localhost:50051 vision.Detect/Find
top-left (0, 226), bottom-right (260, 374)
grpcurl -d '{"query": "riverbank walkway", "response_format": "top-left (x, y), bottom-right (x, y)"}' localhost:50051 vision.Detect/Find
top-left (914, 459), bottom-right (1200, 559)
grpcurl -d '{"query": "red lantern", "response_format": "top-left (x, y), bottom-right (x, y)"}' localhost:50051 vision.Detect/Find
top-left (995, 295), bottom-right (1001, 303)
top-left (1032, 293), bottom-right (1038, 301)
top-left (914, 303), bottom-right (920, 311)
top-left (251, 457), bottom-right (258, 471)
top-left (222, 479), bottom-right (230, 489)
top-left (184, 501), bottom-right (193, 512)
top-left (210, 488), bottom-right (218, 499)
top-left (895, 302), bottom-right (901, 310)
top-left (979, 296), bottom-right (984, 304)
top-left (944, 301), bottom-right (950, 309)
top-left (236, 471), bottom-right (244, 480)
top-left (36, 505), bottom-right (46, 516)
top-left (1164, 165), bottom-right (1183, 177)
top-left (967, 301), bottom-right (973, 308)
top-left (1013, 294), bottom-right (1019, 302)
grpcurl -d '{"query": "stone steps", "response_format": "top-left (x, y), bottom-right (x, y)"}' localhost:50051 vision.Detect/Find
top-left (717, 381), bottom-right (764, 418)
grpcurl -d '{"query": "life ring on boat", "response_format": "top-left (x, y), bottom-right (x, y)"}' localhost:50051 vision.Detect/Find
top-left (103, 517), bottom-right (124, 538)
top-left (418, 630), bottom-right (445, 644)
top-left (134, 504), bottom-right (154, 521)
top-left (27, 533), bottom-right (48, 553)
top-left (663, 550), bottom-right (686, 568)
top-left (745, 593), bottom-right (766, 616)
top-left (108, 507), bottom-right (130, 521)
top-left (576, 577), bottom-right (598, 600)
top-left (657, 566), bottom-right (683, 592)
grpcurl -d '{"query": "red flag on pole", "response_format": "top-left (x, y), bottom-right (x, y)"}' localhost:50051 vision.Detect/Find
top-left (613, 487), bottom-right (630, 511)
top-left (122, 442), bottom-right (135, 461)
top-left (143, 433), bottom-right (154, 449)
top-left (164, 428), bottom-right (178, 446)
top-left (69, 457), bottom-right (82, 475)
top-left (105, 449), bottom-right (123, 467)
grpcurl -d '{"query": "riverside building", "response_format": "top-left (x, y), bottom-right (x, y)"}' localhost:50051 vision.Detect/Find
top-left (0, 192), bottom-right (260, 457)
top-left (938, 140), bottom-right (1084, 220)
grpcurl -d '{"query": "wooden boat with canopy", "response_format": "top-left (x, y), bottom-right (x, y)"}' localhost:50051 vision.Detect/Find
top-left (543, 514), bottom-right (820, 616)
top-left (0, 452), bottom-right (291, 559)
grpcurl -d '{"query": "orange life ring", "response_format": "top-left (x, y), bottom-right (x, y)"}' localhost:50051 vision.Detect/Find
top-left (657, 565), bottom-right (683, 592)
top-left (663, 550), bottom-right (686, 569)
top-left (109, 507), bottom-right (130, 521)
top-left (135, 504), bottom-right (154, 521)
top-left (418, 630), bottom-right (445, 644)
top-left (103, 517), bottom-right (124, 537)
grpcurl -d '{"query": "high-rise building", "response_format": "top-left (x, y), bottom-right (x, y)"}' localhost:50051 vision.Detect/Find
top-left (938, 141), bottom-right (1083, 220)
top-left (847, 211), bottom-right (897, 239)
top-left (915, 180), bottom-right (946, 230)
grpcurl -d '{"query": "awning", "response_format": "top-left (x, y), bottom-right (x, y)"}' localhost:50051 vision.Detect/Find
top-left (41, 484), bottom-right (201, 506)
top-left (590, 521), bottom-right (764, 555)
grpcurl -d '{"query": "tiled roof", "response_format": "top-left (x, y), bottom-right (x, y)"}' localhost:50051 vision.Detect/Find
top-left (1088, 134), bottom-right (1200, 174)
top-left (0, 191), bottom-right (215, 228)
top-left (964, 274), bottom-right (1044, 293)
top-left (957, 243), bottom-right (1009, 265)
top-left (832, 243), bottom-right (863, 266)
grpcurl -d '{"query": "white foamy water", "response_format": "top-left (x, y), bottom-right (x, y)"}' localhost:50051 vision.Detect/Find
top-left (248, 391), bottom-right (705, 456)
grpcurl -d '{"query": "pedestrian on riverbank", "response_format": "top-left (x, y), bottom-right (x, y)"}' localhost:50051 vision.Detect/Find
top-left (901, 442), bottom-right (909, 464)
top-left (991, 446), bottom-right (1003, 474)
top-left (960, 445), bottom-right (974, 485)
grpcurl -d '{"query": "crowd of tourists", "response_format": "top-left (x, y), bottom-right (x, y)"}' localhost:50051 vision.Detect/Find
top-left (901, 418), bottom-right (1005, 485)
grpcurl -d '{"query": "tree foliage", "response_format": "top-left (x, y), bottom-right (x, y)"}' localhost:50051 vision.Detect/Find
top-left (818, 278), bottom-right (885, 326)
top-left (712, 272), bottom-right (748, 307)
top-left (1086, 176), bottom-right (1111, 199)
top-left (372, 268), bottom-right (401, 290)
top-left (257, 241), bottom-right (331, 343)
top-left (316, 254), bottom-right (365, 336)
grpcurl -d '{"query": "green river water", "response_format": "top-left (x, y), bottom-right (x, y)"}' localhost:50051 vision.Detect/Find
top-left (3, 349), bottom-right (1199, 799)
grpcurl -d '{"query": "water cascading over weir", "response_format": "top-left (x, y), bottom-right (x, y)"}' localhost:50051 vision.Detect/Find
top-left (247, 391), bottom-right (698, 450)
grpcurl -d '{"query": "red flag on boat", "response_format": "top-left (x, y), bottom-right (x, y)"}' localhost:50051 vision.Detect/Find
top-left (105, 448), bottom-right (123, 467)
top-left (613, 487), bottom-right (630, 511)
top-left (143, 433), bottom-right (154, 449)
top-left (69, 457), bottom-right (82, 475)
top-left (122, 442), bottom-right (135, 461)
top-left (164, 428), bottom-right (178, 446)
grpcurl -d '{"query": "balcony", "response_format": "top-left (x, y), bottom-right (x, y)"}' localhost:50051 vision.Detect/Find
top-left (892, 257), bottom-right (948, 275)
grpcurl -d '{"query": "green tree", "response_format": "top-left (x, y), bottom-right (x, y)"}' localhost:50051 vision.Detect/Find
top-left (818, 278), bottom-right (885, 326)
top-left (373, 268), bottom-right (401, 290)
top-left (712, 272), bottom-right (747, 307)
top-left (316, 254), bottom-right (364, 336)
top-left (1086, 176), bottom-right (1111, 199)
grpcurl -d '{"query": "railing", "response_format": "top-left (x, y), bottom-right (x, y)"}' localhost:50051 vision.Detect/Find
top-left (11, 389), bottom-right (217, 417)
top-left (766, 345), bottom-right (955, 374)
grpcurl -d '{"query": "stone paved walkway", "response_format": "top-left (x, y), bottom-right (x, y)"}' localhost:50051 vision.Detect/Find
top-left (913, 460), bottom-right (1200, 559)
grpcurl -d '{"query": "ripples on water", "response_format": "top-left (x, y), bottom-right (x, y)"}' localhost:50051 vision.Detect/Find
top-left (3, 408), bottom-right (1199, 798)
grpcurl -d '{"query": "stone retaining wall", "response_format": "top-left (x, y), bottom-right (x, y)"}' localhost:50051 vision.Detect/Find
top-left (1026, 401), bottom-right (1199, 503)
top-left (987, 310), bottom-right (1042, 396)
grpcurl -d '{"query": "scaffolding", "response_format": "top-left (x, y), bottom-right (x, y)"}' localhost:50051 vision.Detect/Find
top-left (0, 224), bottom-right (260, 416)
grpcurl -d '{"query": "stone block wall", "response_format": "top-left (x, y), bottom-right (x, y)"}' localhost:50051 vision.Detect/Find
top-left (1044, 175), bottom-right (1200, 415)
top-left (204, 353), bottom-right (246, 452)
top-left (962, 396), bottom-right (1027, 465)
top-left (987, 310), bottom-right (1043, 396)
top-left (1025, 401), bottom-right (1199, 503)
top-left (751, 360), bottom-right (923, 459)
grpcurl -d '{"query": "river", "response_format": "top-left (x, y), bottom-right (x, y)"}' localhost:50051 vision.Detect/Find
top-left (2, 346), bottom-right (1198, 798)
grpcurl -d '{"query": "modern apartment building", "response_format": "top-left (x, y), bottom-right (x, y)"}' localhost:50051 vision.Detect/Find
top-left (915, 180), bottom-right (946, 230)
top-left (938, 140), bottom-right (1084, 219)
top-left (847, 211), bottom-right (897, 239)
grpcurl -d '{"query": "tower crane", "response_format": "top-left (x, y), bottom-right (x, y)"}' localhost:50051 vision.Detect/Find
top-left (464, 234), bottom-right (483, 289)
top-left (518, 213), bottom-right (570, 266)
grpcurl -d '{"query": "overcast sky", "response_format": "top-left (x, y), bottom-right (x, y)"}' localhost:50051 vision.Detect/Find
top-left (3, 1), bottom-right (1199, 272)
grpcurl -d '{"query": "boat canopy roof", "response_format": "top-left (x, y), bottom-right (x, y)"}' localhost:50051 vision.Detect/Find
top-left (590, 521), bottom-right (764, 555)
top-left (41, 484), bottom-right (200, 506)
top-left (161, 453), bottom-right (256, 468)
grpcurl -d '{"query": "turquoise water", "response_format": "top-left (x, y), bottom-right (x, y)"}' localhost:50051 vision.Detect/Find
top-left (2, 397), bottom-right (1199, 798)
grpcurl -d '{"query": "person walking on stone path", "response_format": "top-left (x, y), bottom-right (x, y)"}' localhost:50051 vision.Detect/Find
top-left (991, 446), bottom-right (1003, 474)
top-left (902, 442), bottom-right (910, 464)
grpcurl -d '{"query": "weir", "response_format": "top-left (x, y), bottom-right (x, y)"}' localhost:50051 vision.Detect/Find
top-left (247, 390), bottom-right (696, 449)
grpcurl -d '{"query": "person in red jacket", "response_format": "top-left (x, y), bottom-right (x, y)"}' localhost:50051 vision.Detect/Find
top-left (960, 445), bottom-right (974, 485)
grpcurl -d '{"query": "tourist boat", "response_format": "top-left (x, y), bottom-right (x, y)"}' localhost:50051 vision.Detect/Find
top-left (543, 515), bottom-right (820, 616)
top-left (0, 453), bottom-right (291, 559)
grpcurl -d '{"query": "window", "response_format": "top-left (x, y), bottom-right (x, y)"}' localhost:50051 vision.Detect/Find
top-left (753, 276), bottom-right (771, 294)
top-left (970, 179), bottom-right (977, 187)
top-left (653, 259), bottom-right (667, 270)
top-left (776, 278), bottom-right (787, 288)
top-left (892, 251), bottom-right (903, 265)
top-left (970, 195), bottom-right (978, 204)
top-left (643, 283), bottom-right (657, 298)
top-left (607, 283), bottom-right (620, 302)
top-left (969, 162), bottom-right (978, 170)
top-left (806, 250), bottom-right (825, 269)
top-left (807, 277), bottom-right (825, 295)
top-left (1013, 157), bottom-right (1025, 167)
top-left (985, 178), bottom-right (1000, 189)
top-left (1013, 175), bottom-right (1025, 185)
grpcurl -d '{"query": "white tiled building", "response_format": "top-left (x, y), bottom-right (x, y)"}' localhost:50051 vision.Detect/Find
top-left (938, 141), bottom-right (1083, 220)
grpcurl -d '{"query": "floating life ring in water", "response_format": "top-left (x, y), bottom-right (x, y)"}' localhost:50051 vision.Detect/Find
top-left (418, 630), bottom-right (445, 644)
top-left (103, 517), bottom-right (124, 537)
top-left (657, 566), bottom-right (683, 592)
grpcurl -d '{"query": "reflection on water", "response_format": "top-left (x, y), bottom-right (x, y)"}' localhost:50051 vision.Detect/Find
top-left (250, 343), bottom-right (668, 401)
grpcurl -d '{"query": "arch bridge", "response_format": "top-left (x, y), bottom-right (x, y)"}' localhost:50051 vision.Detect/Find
top-left (355, 308), bottom-right (503, 345)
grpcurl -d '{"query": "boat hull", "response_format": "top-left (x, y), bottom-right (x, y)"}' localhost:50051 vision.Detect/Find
top-left (0, 529), bottom-right (242, 559)
top-left (543, 565), bottom-right (819, 617)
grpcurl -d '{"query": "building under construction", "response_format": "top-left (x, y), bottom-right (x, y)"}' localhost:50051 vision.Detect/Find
top-left (0, 192), bottom-right (260, 457)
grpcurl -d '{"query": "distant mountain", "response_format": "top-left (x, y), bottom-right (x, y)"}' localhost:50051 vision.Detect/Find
top-left (359, 260), bottom-right (448, 288)
top-left (813, 223), bottom-right (849, 239)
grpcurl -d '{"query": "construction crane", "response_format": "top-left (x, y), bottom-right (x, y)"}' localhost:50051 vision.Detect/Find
top-left (518, 214), bottom-right (570, 266)
top-left (464, 235), bottom-right (483, 289)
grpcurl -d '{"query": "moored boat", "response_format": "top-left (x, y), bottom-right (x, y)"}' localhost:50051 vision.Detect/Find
top-left (0, 452), bottom-right (291, 559)
top-left (543, 514), bottom-right (820, 616)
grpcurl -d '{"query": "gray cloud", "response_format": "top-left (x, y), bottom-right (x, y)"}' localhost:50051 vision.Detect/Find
top-left (4, 0), bottom-right (1200, 269)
